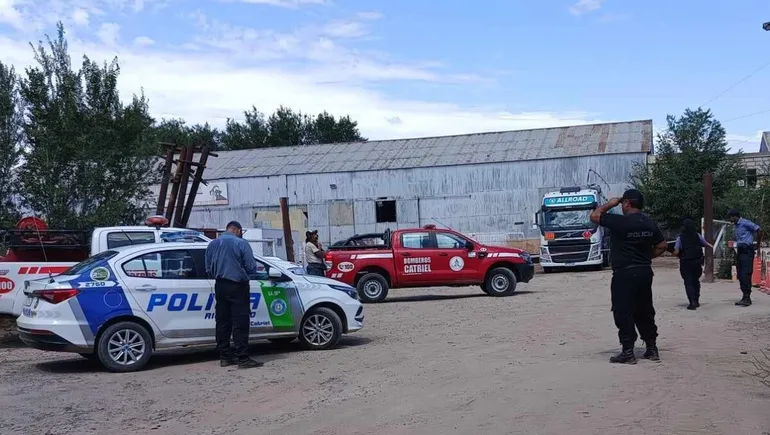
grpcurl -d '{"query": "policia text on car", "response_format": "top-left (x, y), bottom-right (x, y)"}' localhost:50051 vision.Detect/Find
top-left (590, 189), bottom-right (668, 365)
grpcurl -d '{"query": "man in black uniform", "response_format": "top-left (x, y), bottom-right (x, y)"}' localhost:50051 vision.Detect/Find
top-left (590, 189), bottom-right (668, 364)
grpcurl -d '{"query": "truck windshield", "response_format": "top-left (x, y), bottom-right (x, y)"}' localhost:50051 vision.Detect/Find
top-left (62, 250), bottom-right (119, 275)
top-left (542, 208), bottom-right (593, 230)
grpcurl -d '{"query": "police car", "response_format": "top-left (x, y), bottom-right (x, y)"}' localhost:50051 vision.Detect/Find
top-left (16, 240), bottom-right (364, 372)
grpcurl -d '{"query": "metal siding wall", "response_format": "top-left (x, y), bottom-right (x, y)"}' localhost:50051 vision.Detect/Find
top-left (186, 206), bottom-right (254, 229)
top-left (185, 153), bottom-right (645, 242)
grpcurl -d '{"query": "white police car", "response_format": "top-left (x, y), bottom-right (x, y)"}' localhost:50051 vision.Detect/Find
top-left (16, 241), bottom-right (364, 372)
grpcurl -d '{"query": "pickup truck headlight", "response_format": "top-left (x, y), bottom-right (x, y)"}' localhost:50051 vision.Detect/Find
top-left (329, 284), bottom-right (358, 300)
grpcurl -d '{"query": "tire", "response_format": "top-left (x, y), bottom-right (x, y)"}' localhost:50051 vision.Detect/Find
top-left (543, 267), bottom-right (554, 274)
top-left (268, 337), bottom-right (296, 345)
top-left (484, 267), bottom-right (518, 297)
top-left (96, 321), bottom-right (153, 373)
top-left (356, 273), bottom-right (389, 303)
top-left (298, 307), bottom-right (343, 351)
top-left (480, 283), bottom-right (489, 294)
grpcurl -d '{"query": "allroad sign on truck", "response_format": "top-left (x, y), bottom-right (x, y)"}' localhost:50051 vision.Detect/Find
top-left (543, 195), bottom-right (596, 207)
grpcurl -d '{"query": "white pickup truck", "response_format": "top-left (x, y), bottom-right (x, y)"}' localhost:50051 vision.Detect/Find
top-left (0, 226), bottom-right (209, 316)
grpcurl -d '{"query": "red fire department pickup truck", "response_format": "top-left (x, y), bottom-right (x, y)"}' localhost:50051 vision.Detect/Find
top-left (324, 225), bottom-right (535, 303)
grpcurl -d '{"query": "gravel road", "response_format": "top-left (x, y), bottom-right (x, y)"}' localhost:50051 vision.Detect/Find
top-left (1, 259), bottom-right (769, 435)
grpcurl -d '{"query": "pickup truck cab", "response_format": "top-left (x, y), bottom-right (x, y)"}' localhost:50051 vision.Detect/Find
top-left (325, 225), bottom-right (535, 303)
top-left (0, 221), bottom-right (209, 316)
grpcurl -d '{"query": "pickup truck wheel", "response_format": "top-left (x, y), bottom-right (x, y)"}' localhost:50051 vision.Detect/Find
top-left (356, 273), bottom-right (389, 303)
top-left (298, 307), bottom-right (343, 350)
top-left (96, 321), bottom-right (153, 373)
top-left (542, 267), bottom-right (553, 274)
top-left (484, 267), bottom-right (517, 297)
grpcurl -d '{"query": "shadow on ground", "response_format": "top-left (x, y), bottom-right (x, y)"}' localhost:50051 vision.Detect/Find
top-left (33, 335), bottom-right (372, 374)
top-left (382, 290), bottom-right (535, 304)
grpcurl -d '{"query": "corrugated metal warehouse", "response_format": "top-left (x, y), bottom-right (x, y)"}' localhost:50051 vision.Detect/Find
top-left (179, 119), bottom-right (653, 254)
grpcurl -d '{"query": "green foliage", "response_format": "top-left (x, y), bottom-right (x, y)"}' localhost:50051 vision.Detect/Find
top-left (17, 23), bottom-right (158, 229)
top-left (631, 108), bottom-right (744, 229)
top-left (0, 61), bottom-right (23, 228)
top-left (220, 106), bottom-right (366, 150)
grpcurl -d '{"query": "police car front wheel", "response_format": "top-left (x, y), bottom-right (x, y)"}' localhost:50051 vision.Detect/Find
top-left (298, 307), bottom-right (343, 351)
top-left (96, 321), bottom-right (153, 373)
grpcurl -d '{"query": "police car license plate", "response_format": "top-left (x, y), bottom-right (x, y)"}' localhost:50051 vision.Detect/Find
top-left (565, 263), bottom-right (575, 266)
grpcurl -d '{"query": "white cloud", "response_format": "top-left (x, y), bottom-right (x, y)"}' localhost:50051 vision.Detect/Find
top-left (96, 22), bottom-right (120, 45)
top-left (234, 0), bottom-right (329, 9)
top-left (133, 35), bottom-right (154, 46)
top-left (569, 0), bottom-right (605, 16)
top-left (356, 11), bottom-right (382, 21)
top-left (0, 3), bottom-right (606, 141)
top-left (71, 8), bottom-right (89, 26)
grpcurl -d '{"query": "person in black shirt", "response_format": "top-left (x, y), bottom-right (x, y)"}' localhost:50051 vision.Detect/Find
top-left (590, 189), bottom-right (668, 365)
top-left (673, 218), bottom-right (712, 310)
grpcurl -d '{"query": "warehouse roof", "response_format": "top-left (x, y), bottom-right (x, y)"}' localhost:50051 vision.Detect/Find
top-left (202, 119), bottom-right (653, 179)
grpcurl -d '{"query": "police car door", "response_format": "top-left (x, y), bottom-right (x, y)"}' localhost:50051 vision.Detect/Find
top-left (120, 247), bottom-right (213, 341)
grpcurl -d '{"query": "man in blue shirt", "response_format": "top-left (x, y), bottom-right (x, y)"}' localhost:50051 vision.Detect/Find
top-left (205, 221), bottom-right (262, 368)
top-left (727, 210), bottom-right (763, 307)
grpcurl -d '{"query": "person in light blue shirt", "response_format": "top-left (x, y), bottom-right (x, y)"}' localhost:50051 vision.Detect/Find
top-left (727, 210), bottom-right (762, 306)
top-left (204, 221), bottom-right (262, 369)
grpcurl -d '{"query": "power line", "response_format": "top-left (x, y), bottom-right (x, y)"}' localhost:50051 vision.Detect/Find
top-left (700, 59), bottom-right (770, 107)
top-left (722, 108), bottom-right (770, 123)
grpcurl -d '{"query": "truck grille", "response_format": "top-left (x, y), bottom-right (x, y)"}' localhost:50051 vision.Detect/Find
top-left (547, 240), bottom-right (591, 263)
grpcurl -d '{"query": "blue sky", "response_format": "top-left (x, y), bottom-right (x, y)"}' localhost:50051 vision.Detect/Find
top-left (0, 0), bottom-right (768, 151)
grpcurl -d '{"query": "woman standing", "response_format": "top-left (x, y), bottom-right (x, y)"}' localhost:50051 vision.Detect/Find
top-left (673, 218), bottom-right (713, 310)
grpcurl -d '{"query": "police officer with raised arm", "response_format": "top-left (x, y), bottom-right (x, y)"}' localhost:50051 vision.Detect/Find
top-left (590, 189), bottom-right (668, 365)
top-left (205, 221), bottom-right (262, 369)
top-left (727, 209), bottom-right (762, 307)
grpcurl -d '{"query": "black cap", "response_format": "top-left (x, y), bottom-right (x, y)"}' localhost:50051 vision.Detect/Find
top-left (305, 229), bottom-right (318, 237)
top-left (621, 189), bottom-right (644, 209)
top-left (727, 209), bottom-right (740, 218)
top-left (226, 221), bottom-right (242, 230)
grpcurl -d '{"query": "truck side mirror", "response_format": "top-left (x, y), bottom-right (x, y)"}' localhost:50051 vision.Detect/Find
top-left (532, 211), bottom-right (540, 230)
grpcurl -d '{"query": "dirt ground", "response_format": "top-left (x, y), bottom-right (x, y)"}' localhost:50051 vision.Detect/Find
top-left (1, 258), bottom-right (769, 435)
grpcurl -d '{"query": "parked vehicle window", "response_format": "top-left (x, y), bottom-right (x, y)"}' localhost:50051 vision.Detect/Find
top-left (401, 232), bottom-right (432, 249)
top-left (436, 233), bottom-right (467, 249)
top-left (122, 250), bottom-right (202, 279)
top-left (61, 251), bottom-right (119, 275)
top-left (107, 231), bottom-right (156, 249)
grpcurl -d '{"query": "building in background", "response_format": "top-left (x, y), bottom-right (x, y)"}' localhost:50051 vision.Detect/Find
top-left (154, 120), bottom-right (653, 254)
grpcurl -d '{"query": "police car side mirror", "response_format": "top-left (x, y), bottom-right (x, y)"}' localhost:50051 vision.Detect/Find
top-left (268, 268), bottom-right (283, 279)
top-left (465, 240), bottom-right (474, 250)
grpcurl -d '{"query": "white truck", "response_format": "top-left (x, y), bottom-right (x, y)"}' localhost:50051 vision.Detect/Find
top-left (533, 186), bottom-right (615, 273)
top-left (0, 222), bottom-right (209, 316)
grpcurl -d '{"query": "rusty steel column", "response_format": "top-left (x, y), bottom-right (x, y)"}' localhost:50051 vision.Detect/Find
top-left (164, 146), bottom-right (187, 224)
top-left (173, 145), bottom-right (194, 227)
top-left (180, 147), bottom-right (214, 228)
top-left (280, 197), bottom-right (295, 262)
top-left (704, 172), bottom-right (714, 283)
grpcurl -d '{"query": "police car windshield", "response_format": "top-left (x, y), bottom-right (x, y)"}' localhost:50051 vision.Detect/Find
top-left (62, 250), bottom-right (119, 275)
top-left (543, 208), bottom-right (593, 230)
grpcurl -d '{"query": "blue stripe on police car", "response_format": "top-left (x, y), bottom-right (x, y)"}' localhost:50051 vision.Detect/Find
top-left (146, 293), bottom-right (262, 312)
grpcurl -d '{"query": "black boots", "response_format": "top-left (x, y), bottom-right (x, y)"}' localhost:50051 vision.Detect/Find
top-left (736, 295), bottom-right (752, 306)
top-left (642, 341), bottom-right (660, 361)
top-left (609, 349), bottom-right (636, 364)
top-left (687, 300), bottom-right (696, 310)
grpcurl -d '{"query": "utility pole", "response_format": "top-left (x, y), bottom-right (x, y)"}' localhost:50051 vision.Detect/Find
top-left (279, 197), bottom-right (295, 262)
top-left (703, 172), bottom-right (714, 282)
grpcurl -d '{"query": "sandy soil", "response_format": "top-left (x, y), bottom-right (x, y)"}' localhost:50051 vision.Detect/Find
top-left (1, 258), bottom-right (769, 435)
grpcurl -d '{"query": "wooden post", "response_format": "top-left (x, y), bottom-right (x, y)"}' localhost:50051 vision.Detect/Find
top-left (704, 172), bottom-right (714, 283)
top-left (173, 144), bottom-right (193, 227)
top-left (164, 146), bottom-right (187, 224)
top-left (280, 197), bottom-right (295, 262)
top-left (180, 147), bottom-right (212, 228)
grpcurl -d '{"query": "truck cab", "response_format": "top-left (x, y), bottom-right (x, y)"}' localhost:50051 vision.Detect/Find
top-left (534, 186), bottom-right (614, 272)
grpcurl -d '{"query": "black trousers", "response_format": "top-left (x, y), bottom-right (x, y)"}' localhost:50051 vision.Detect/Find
top-left (679, 259), bottom-right (703, 302)
top-left (611, 266), bottom-right (658, 350)
top-left (735, 246), bottom-right (754, 296)
top-left (215, 279), bottom-right (250, 361)
top-left (306, 263), bottom-right (325, 277)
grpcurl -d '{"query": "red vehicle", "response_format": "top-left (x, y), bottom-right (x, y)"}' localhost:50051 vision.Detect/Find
top-left (325, 225), bottom-right (535, 303)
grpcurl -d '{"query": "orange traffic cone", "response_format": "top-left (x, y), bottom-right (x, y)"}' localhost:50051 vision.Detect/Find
top-left (752, 256), bottom-right (763, 287)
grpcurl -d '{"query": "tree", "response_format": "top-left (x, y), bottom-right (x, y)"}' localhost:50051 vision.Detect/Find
top-left (17, 23), bottom-right (159, 229)
top-left (154, 118), bottom-right (220, 149)
top-left (0, 62), bottom-right (23, 228)
top-left (631, 108), bottom-right (744, 229)
top-left (220, 106), bottom-right (366, 150)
